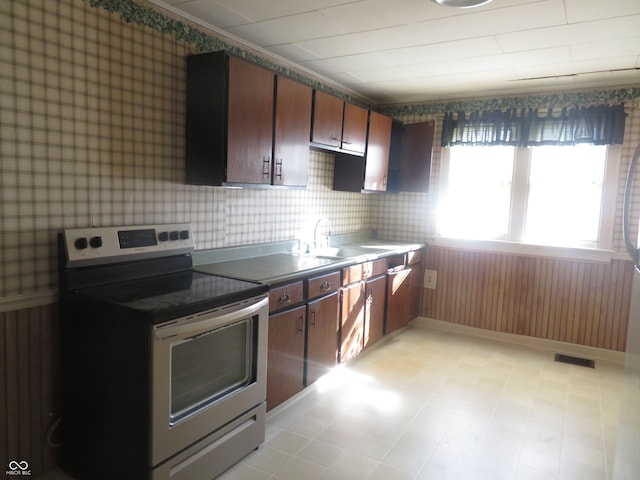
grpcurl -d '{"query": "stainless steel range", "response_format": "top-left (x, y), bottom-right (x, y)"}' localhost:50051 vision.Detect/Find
top-left (58, 224), bottom-right (269, 480)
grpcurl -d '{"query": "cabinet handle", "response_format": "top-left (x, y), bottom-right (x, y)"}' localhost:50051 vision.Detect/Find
top-left (320, 281), bottom-right (331, 291)
top-left (330, 136), bottom-right (341, 142)
top-left (383, 174), bottom-right (387, 187)
top-left (275, 158), bottom-right (283, 179)
top-left (298, 315), bottom-right (304, 333)
top-left (366, 288), bottom-right (373, 305)
top-left (278, 293), bottom-right (291, 305)
top-left (262, 156), bottom-right (270, 176)
top-left (363, 269), bottom-right (371, 277)
top-left (342, 139), bottom-right (352, 145)
top-left (311, 309), bottom-right (316, 328)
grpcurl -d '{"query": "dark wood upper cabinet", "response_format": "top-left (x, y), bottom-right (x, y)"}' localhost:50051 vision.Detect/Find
top-left (226, 56), bottom-right (274, 185)
top-left (387, 120), bottom-right (435, 193)
top-left (311, 90), bottom-right (367, 156)
top-left (363, 111), bottom-right (392, 191)
top-left (310, 90), bottom-right (343, 149)
top-left (185, 51), bottom-right (312, 187)
top-left (333, 110), bottom-right (394, 193)
top-left (342, 103), bottom-right (367, 155)
top-left (274, 76), bottom-right (313, 187)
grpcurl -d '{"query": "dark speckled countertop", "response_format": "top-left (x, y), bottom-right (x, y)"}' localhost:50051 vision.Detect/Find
top-left (192, 233), bottom-right (424, 286)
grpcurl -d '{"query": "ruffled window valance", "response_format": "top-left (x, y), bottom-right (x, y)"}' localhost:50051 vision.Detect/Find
top-left (441, 104), bottom-right (627, 147)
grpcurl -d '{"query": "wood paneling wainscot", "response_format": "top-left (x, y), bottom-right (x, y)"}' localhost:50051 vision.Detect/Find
top-left (1, 303), bottom-right (60, 476)
top-left (422, 247), bottom-right (633, 351)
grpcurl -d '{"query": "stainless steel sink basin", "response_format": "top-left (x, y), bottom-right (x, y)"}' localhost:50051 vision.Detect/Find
top-left (310, 246), bottom-right (384, 258)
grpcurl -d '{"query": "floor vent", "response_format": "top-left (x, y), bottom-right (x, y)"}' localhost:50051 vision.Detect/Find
top-left (554, 353), bottom-right (595, 368)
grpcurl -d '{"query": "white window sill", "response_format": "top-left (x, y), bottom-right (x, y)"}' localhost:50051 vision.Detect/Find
top-left (430, 236), bottom-right (618, 263)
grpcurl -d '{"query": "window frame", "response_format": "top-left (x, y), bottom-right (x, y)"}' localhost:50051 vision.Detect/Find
top-left (435, 144), bottom-right (621, 262)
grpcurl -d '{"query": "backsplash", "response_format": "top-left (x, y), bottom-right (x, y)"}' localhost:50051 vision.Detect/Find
top-left (0, 0), bottom-right (372, 298)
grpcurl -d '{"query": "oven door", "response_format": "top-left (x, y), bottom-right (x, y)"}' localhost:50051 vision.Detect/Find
top-left (150, 294), bottom-right (268, 466)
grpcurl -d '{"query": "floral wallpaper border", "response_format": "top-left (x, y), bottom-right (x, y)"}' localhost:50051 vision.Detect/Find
top-left (87, 0), bottom-right (640, 116)
top-left (379, 86), bottom-right (640, 117)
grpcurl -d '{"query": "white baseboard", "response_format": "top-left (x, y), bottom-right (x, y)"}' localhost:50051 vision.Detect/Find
top-left (411, 317), bottom-right (625, 365)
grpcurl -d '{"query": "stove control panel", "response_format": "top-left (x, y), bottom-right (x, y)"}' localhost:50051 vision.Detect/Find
top-left (63, 224), bottom-right (194, 267)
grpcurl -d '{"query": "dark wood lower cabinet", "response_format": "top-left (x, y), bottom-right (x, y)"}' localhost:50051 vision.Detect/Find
top-left (386, 267), bottom-right (420, 334)
top-left (340, 282), bottom-right (365, 362)
top-left (364, 275), bottom-right (386, 348)
top-left (266, 305), bottom-right (306, 410)
top-left (341, 274), bottom-right (387, 361)
top-left (306, 292), bottom-right (339, 386)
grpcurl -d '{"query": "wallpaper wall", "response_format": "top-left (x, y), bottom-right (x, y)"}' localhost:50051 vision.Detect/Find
top-left (0, 0), bottom-right (373, 299)
top-left (1, 0), bottom-right (639, 302)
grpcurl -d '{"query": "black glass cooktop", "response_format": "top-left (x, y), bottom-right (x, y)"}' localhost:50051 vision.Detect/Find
top-left (79, 270), bottom-right (268, 321)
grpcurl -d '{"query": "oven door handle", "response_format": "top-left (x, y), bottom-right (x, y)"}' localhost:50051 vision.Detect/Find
top-left (154, 296), bottom-right (268, 340)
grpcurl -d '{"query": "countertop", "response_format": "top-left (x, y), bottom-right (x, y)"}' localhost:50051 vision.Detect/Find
top-left (193, 235), bottom-right (424, 285)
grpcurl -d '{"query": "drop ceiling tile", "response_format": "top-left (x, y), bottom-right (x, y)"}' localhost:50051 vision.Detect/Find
top-left (351, 47), bottom-right (570, 83)
top-left (318, 0), bottom-right (447, 33)
top-left (213, 0), bottom-right (353, 22)
top-left (409, 0), bottom-right (566, 45)
top-left (266, 43), bottom-right (323, 64)
top-left (297, 25), bottom-right (416, 58)
top-left (227, 12), bottom-right (344, 47)
top-left (376, 37), bottom-right (503, 66)
top-left (513, 56), bottom-right (639, 80)
top-left (172, 0), bottom-right (252, 28)
top-left (301, 53), bottom-right (392, 75)
top-left (571, 37), bottom-right (640, 61)
top-left (497, 15), bottom-right (640, 53)
top-left (564, 0), bottom-right (640, 23)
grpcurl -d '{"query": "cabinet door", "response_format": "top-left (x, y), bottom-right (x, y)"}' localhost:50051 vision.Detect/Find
top-left (340, 282), bottom-right (364, 363)
top-left (407, 266), bottom-right (421, 320)
top-left (311, 90), bottom-right (343, 148)
top-left (185, 51), bottom-right (227, 186)
top-left (342, 103), bottom-right (368, 154)
top-left (400, 121), bottom-right (434, 192)
top-left (227, 56), bottom-right (274, 184)
top-left (386, 268), bottom-right (417, 334)
top-left (364, 275), bottom-right (386, 349)
top-left (364, 111), bottom-right (392, 191)
top-left (306, 293), bottom-right (339, 386)
top-left (267, 306), bottom-right (306, 410)
top-left (274, 76), bottom-right (312, 187)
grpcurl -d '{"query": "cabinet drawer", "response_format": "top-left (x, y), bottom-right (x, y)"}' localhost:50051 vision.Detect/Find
top-left (269, 281), bottom-right (304, 312)
top-left (342, 258), bottom-right (387, 285)
top-left (307, 271), bottom-right (340, 300)
top-left (407, 249), bottom-right (423, 266)
top-left (387, 254), bottom-right (405, 270)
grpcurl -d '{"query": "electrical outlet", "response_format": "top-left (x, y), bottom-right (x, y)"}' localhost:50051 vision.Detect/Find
top-left (424, 269), bottom-right (437, 289)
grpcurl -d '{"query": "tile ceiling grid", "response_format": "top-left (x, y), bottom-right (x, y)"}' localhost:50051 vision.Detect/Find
top-left (158, 0), bottom-right (640, 104)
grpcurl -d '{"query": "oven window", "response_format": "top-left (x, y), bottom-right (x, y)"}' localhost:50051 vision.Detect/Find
top-left (170, 317), bottom-right (255, 423)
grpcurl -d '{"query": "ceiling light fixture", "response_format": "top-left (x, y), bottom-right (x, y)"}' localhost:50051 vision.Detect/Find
top-left (431, 0), bottom-right (493, 8)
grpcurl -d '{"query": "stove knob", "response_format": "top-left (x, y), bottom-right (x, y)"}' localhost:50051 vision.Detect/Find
top-left (169, 231), bottom-right (179, 241)
top-left (179, 230), bottom-right (189, 240)
top-left (74, 237), bottom-right (88, 250)
top-left (158, 232), bottom-right (169, 242)
top-left (90, 236), bottom-right (103, 248)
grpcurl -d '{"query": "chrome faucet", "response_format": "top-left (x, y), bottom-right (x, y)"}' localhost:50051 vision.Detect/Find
top-left (313, 217), bottom-right (331, 250)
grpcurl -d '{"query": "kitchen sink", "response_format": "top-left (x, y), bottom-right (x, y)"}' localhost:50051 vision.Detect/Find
top-left (309, 246), bottom-right (386, 259)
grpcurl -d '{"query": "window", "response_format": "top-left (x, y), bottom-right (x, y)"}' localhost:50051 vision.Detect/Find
top-left (438, 146), bottom-right (514, 240)
top-left (438, 144), bottom-right (618, 251)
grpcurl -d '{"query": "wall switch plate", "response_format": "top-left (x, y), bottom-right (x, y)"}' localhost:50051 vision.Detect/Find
top-left (424, 269), bottom-right (437, 289)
